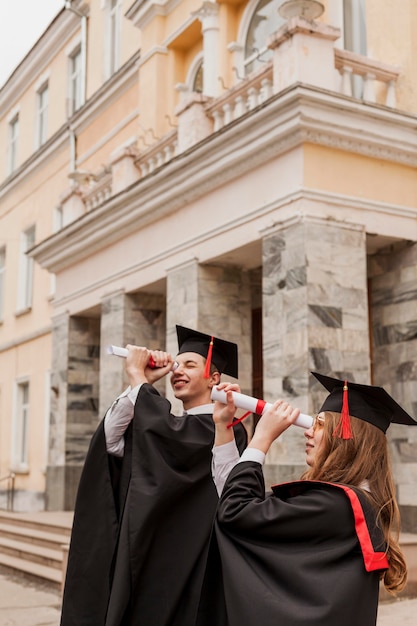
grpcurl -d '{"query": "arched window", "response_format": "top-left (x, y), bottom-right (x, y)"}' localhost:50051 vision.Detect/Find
top-left (192, 62), bottom-right (204, 93)
top-left (186, 53), bottom-right (204, 94)
top-left (244, 0), bottom-right (285, 75)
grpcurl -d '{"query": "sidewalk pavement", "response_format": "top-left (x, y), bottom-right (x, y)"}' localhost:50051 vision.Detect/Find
top-left (0, 569), bottom-right (415, 626)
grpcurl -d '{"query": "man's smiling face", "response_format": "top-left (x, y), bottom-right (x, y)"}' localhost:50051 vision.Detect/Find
top-left (170, 352), bottom-right (220, 411)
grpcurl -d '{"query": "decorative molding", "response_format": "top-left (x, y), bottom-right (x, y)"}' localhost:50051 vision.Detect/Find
top-left (0, 325), bottom-right (52, 354)
top-left (31, 84), bottom-right (417, 275)
top-left (126, 0), bottom-right (182, 30)
top-left (0, 10), bottom-right (80, 112)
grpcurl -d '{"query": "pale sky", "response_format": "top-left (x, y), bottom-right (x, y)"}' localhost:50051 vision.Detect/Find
top-left (0, 0), bottom-right (65, 88)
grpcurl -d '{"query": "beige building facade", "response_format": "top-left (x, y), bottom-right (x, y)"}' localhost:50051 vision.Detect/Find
top-left (0, 0), bottom-right (416, 532)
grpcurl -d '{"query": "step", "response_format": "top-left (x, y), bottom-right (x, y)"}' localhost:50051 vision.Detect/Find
top-left (0, 536), bottom-right (62, 570)
top-left (0, 521), bottom-right (69, 551)
top-left (0, 510), bottom-right (73, 537)
top-left (0, 552), bottom-right (62, 588)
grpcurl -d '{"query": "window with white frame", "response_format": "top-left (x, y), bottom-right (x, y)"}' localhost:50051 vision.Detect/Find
top-left (244, 0), bottom-right (285, 75)
top-left (69, 46), bottom-right (83, 115)
top-left (13, 380), bottom-right (30, 470)
top-left (192, 61), bottom-right (204, 93)
top-left (17, 225), bottom-right (36, 312)
top-left (36, 83), bottom-right (49, 148)
top-left (107, 0), bottom-right (121, 77)
top-left (8, 114), bottom-right (19, 174)
top-left (53, 205), bottom-right (64, 232)
top-left (343, 0), bottom-right (367, 97)
top-left (343, 0), bottom-right (367, 56)
top-left (0, 247), bottom-right (5, 323)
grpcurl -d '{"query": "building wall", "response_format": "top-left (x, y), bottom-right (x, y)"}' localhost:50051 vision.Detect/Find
top-left (1, 0), bottom-right (417, 517)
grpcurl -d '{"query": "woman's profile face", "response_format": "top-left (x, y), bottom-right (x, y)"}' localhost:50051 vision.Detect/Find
top-left (304, 413), bottom-right (325, 467)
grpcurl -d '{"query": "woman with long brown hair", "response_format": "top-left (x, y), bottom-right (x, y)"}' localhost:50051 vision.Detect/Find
top-left (200, 373), bottom-right (415, 626)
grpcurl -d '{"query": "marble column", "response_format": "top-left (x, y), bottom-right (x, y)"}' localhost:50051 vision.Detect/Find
top-left (45, 312), bottom-right (70, 510)
top-left (262, 216), bottom-right (370, 486)
top-left (166, 259), bottom-right (252, 413)
top-left (46, 313), bottom-right (101, 510)
top-left (368, 241), bottom-right (417, 531)
top-left (100, 290), bottom-right (166, 415)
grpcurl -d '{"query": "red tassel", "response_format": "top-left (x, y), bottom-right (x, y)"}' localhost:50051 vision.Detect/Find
top-left (204, 336), bottom-right (214, 379)
top-left (227, 411), bottom-right (251, 428)
top-left (333, 380), bottom-right (353, 439)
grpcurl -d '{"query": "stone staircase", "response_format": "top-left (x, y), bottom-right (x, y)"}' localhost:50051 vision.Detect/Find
top-left (0, 508), bottom-right (415, 598)
top-left (0, 510), bottom-right (73, 590)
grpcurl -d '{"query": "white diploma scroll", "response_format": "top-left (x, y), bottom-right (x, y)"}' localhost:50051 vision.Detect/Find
top-left (106, 345), bottom-right (179, 371)
top-left (107, 345), bottom-right (129, 358)
top-left (210, 387), bottom-right (313, 429)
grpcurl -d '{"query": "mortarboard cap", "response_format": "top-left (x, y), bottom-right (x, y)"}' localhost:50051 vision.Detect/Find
top-left (176, 325), bottom-right (238, 378)
top-left (312, 372), bottom-right (417, 435)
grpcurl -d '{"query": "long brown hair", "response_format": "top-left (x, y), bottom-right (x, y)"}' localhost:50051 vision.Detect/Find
top-left (302, 411), bottom-right (407, 594)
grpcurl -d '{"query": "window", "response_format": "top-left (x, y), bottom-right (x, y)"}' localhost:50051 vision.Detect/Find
top-left (17, 225), bottom-right (36, 312)
top-left (192, 62), bottom-right (204, 94)
top-left (13, 380), bottom-right (30, 470)
top-left (244, 0), bottom-right (285, 75)
top-left (8, 115), bottom-right (19, 174)
top-left (343, 0), bottom-right (367, 97)
top-left (107, 0), bottom-right (121, 77)
top-left (343, 0), bottom-right (367, 56)
top-left (53, 205), bottom-right (64, 232)
top-left (0, 247), bottom-right (5, 322)
top-left (69, 47), bottom-right (83, 114)
top-left (36, 83), bottom-right (49, 147)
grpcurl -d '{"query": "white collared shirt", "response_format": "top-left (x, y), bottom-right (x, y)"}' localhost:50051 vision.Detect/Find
top-left (212, 441), bottom-right (265, 496)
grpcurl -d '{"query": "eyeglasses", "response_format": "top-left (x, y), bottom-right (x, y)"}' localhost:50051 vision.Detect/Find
top-left (312, 414), bottom-right (325, 431)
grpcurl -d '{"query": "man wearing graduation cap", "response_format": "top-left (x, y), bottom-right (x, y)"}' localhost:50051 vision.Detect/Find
top-left (199, 372), bottom-right (417, 626)
top-left (60, 325), bottom-right (247, 626)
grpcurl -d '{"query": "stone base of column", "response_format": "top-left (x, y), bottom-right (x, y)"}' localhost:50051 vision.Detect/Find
top-left (45, 464), bottom-right (83, 511)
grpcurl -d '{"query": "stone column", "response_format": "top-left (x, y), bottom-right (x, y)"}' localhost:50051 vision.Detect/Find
top-left (193, 2), bottom-right (220, 97)
top-left (262, 215), bottom-right (370, 485)
top-left (46, 313), bottom-right (101, 510)
top-left (369, 242), bottom-right (417, 531)
top-left (45, 312), bottom-right (70, 510)
top-left (166, 259), bottom-right (252, 413)
top-left (100, 290), bottom-right (166, 415)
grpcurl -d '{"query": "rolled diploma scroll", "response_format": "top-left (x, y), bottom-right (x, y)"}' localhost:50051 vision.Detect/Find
top-left (106, 345), bottom-right (178, 371)
top-left (211, 387), bottom-right (313, 429)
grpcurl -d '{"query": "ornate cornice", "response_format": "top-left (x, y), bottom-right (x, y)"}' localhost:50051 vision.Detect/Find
top-left (31, 83), bottom-right (417, 273)
top-left (0, 10), bottom-right (80, 111)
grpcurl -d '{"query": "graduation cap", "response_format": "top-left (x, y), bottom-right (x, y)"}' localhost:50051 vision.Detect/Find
top-left (176, 325), bottom-right (238, 379)
top-left (312, 372), bottom-right (417, 438)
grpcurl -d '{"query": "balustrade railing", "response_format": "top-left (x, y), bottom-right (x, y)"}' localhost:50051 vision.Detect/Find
top-left (0, 472), bottom-right (15, 511)
top-left (205, 62), bottom-right (273, 132)
top-left (134, 130), bottom-right (178, 178)
top-left (74, 46), bottom-right (400, 213)
top-left (83, 170), bottom-right (113, 212)
top-left (334, 48), bottom-right (400, 108)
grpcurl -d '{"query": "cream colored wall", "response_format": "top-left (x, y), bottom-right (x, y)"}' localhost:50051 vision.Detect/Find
top-left (366, 0), bottom-right (417, 113)
top-left (304, 144), bottom-right (417, 209)
top-left (86, 0), bottom-right (141, 96)
top-left (0, 334), bottom-right (52, 494)
top-left (76, 81), bottom-right (139, 171)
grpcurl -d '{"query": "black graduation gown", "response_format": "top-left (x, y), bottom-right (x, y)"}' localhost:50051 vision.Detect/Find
top-left (60, 383), bottom-right (247, 626)
top-left (197, 461), bottom-right (388, 626)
